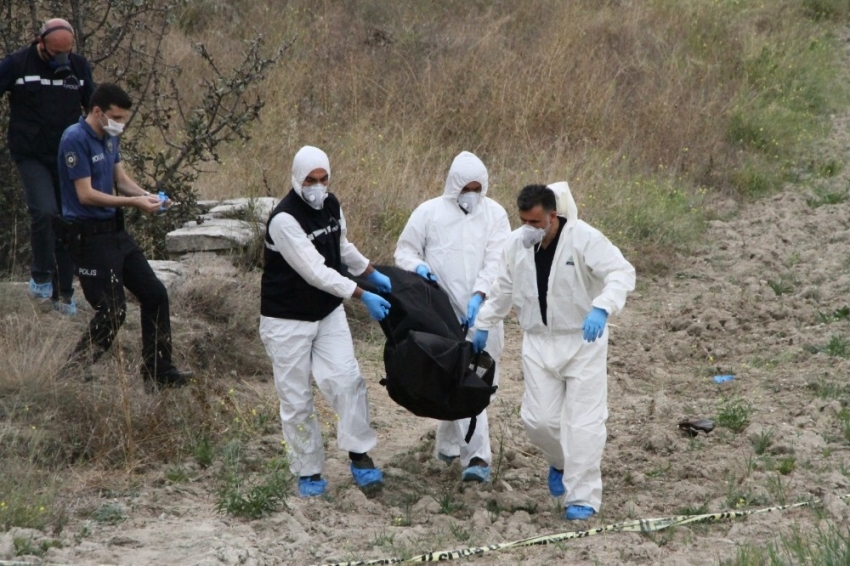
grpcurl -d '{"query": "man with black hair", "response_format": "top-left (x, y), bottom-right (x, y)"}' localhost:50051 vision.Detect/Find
top-left (57, 82), bottom-right (193, 391)
top-left (0, 18), bottom-right (95, 314)
top-left (473, 183), bottom-right (635, 521)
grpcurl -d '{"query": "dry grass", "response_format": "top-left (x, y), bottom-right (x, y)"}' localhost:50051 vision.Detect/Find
top-left (148, 0), bottom-right (847, 267)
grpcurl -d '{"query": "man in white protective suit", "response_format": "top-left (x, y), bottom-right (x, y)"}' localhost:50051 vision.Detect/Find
top-left (472, 183), bottom-right (635, 520)
top-left (259, 146), bottom-right (394, 497)
top-left (394, 151), bottom-right (511, 483)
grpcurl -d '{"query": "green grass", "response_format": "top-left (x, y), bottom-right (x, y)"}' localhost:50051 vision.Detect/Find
top-left (807, 185), bottom-right (849, 208)
top-left (825, 335), bottom-right (850, 358)
top-left (817, 306), bottom-right (850, 324)
top-left (720, 524), bottom-right (850, 565)
top-left (91, 503), bottom-right (126, 525)
top-left (214, 441), bottom-right (293, 520)
top-left (716, 398), bottom-right (753, 433)
top-left (433, 489), bottom-right (465, 515)
top-left (752, 428), bottom-right (775, 455)
top-left (767, 276), bottom-right (796, 296)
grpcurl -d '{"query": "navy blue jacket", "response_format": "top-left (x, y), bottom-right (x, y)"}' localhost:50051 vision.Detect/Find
top-left (0, 43), bottom-right (94, 162)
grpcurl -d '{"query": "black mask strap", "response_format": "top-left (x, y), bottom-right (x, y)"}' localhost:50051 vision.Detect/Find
top-left (40, 25), bottom-right (75, 40)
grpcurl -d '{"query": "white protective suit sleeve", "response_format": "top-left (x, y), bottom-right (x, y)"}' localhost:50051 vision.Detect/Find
top-left (267, 212), bottom-right (359, 299)
top-left (473, 207), bottom-right (510, 296)
top-left (574, 223), bottom-right (635, 316)
top-left (394, 204), bottom-right (430, 272)
top-left (475, 237), bottom-right (517, 331)
top-left (338, 207), bottom-right (370, 277)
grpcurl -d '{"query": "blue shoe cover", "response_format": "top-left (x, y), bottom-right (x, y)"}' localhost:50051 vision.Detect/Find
top-left (298, 476), bottom-right (327, 497)
top-left (29, 278), bottom-right (52, 300)
top-left (462, 465), bottom-right (491, 483)
top-left (437, 452), bottom-right (459, 465)
top-left (53, 298), bottom-right (77, 316)
top-left (548, 466), bottom-right (565, 497)
top-left (350, 463), bottom-right (384, 489)
top-left (565, 505), bottom-right (596, 520)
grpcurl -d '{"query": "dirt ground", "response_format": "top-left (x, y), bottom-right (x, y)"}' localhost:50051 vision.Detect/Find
top-left (6, 61), bottom-right (850, 566)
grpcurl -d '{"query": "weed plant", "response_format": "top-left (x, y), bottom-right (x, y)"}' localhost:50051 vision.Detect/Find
top-left (721, 524), bottom-right (850, 566)
top-left (716, 398), bottom-right (753, 433)
top-left (751, 428), bottom-right (774, 455)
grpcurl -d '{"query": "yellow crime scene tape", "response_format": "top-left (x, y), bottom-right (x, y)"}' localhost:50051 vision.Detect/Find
top-left (317, 493), bottom-right (850, 565)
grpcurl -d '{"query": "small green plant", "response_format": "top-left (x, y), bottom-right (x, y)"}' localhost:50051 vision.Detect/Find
top-left (767, 276), bottom-right (795, 296)
top-left (166, 466), bottom-right (191, 484)
top-left (825, 335), bottom-right (850, 358)
top-left (840, 410), bottom-right (850, 444)
top-left (751, 428), bottom-right (774, 455)
top-left (193, 433), bottom-right (214, 469)
top-left (485, 499), bottom-right (502, 523)
top-left (766, 474), bottom-right (788, 505)
top-left (91, 503), bottom-right (125, 525)
top-left (370, 530), bottom-right (395, 548)
top-left (646, 462), bottom-right (672, 478)
top-left (807, 378), bottom-right (850, 399)
top-left (806, 186), bottom-right (848, 208)
top-left (778, 457), bottom-right (796, 475)
top-left (448, 520), bottom-right (471, 542)
top-left (13, 537), bottom-right (61, 558)
top-left (816, 305), bottom-right (850, 324)
top-left (716, 398), bottom-right (752, 433)
top-left (215, 456), bottom-right (292, 520)
top-left (433, 489), bottom-right (465, 515)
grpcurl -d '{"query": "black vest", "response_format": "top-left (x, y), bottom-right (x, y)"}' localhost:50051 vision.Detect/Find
top-left (5, 44), bottom-right (93, 162)
top-left (260, 189), bottom-right (346, 321)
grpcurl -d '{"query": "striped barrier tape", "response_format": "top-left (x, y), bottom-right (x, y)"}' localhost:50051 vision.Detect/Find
top-left (318, 492), bottom-right (850, 565)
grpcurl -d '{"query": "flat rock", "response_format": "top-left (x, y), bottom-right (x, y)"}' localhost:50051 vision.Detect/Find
top-left (205, 197), bottom-right (278, 222)
top-left (166, 218), bottom-right (263, 255)
top-left (148, 260), bottom-right (187, 289)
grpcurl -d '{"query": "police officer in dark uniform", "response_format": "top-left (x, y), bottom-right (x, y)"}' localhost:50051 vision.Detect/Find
top-left (0, 18), bottom-right (95, 314)
top-left (57, 82), bottom-right (193, 390)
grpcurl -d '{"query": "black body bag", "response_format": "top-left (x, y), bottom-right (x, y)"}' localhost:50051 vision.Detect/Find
top-left (356, 265), bottom-right (497, 442)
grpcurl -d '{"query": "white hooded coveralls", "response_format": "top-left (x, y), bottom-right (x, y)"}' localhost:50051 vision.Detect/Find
top-left (476, 182), bottom-right (635, 510)
top-left (395, 151), bottom-right (511, 466)
top-left (259, 146), bottom-right (378, 477)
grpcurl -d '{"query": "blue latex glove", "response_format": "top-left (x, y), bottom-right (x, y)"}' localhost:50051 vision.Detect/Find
top-left (472, 329), bottom-right (489, 353)
top-left (366, 270), bottom-right (392, 293)
top-left (415, 264), bottom-right (438, 282)
top-left (466, 294), bottom-right (484, 327)
top-left (361, 291), bottom-right (391, 321)
top-left (582, 307), bottom-right (608, 342)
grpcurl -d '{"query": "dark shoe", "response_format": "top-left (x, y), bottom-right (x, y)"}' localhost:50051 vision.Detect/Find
top-left (144, 367), bottom-right (194, 393)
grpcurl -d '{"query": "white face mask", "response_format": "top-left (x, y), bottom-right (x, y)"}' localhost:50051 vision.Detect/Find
top-left (301, 184), bottom-right (327, 210)
top-left (101, 115), bottom-right (125, 137)
top-left (457, 191), bottom-right (480, 214)
top-left (520, 223), bottom-right (547, 249)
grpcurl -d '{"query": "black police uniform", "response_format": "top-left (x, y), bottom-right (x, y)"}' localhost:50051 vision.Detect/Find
top-left (57, 116), bottom-right (186, 386)
top-left (0, 41), bottom-right (94, 299)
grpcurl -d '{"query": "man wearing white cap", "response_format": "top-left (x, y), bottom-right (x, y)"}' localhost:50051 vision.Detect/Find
top-left (473, 183), bottom-right (635, 520)
top-left (394, 151), bottom-right (510, 483)
top-left (259, 146), bottom-right (392, 497)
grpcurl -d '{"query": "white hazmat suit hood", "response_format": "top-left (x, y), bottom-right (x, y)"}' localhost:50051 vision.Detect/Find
top-left (547, 181), bottom-right (578, 224)
top-left (443, 151), bottom-right (489, 203)
top-left (291, 146), bottom-right (331, 209)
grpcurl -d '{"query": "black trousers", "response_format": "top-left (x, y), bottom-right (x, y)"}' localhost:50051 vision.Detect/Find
top-left (70, 229), bottom-right (175, 375)
top-left (15, 158), bottom-right (75, 299)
